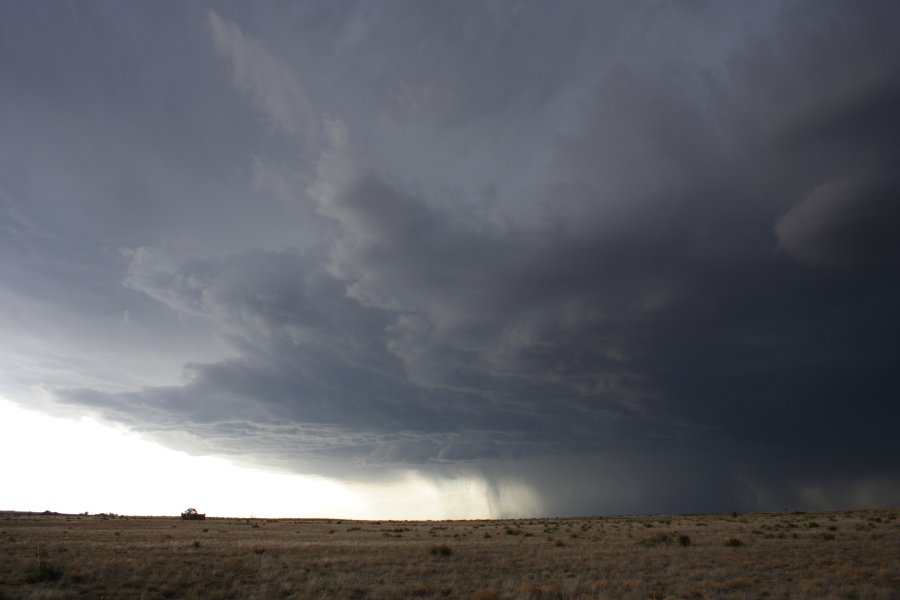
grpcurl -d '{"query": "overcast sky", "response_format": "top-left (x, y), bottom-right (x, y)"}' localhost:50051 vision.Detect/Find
top-left (2, 1), bottom-right (898, 517)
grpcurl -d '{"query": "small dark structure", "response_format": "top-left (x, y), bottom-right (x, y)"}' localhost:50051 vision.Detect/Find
top-left (181, 507), bottom-right (206, 520)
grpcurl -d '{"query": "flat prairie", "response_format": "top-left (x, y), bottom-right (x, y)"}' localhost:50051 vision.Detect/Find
top-left (0, 509), bottom-right (897, 599)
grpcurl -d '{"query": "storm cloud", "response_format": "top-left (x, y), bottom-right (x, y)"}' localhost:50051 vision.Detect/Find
top-left (2, 1), bottom-right (898, 515)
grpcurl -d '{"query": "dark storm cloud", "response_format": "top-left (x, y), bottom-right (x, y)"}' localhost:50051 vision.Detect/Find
top-left (67, 243), bottom-right (651, 472)
top-left (4, 1), bottom-right (899, 514)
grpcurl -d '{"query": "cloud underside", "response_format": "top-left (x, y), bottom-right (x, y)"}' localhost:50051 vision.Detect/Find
top-left (2, 1), bottom-right (899, 513)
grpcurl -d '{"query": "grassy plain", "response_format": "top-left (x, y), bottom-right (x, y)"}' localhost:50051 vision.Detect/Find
top-left (0, 509), bottom-right (897, 599)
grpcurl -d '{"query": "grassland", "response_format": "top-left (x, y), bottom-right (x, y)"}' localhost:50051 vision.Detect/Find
top-left (1, 509), bottom-right (897, 599)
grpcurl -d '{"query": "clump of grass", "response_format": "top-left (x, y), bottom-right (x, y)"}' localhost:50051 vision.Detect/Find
top-left (192, 540), bottom-right (201, 548)
top-left (640, 532), bottom-right (672, 547)
top-left (724, 538), bottom-right (744, 547)
top-left (25, 548), bottom-right (63, 583)
top-left (429, 544), bottom-right (452, 557)
top-left (253, 547), bottom-right (265, 555)
top-left (678, 534), bottom-right (692, 547)
top-left (408, 581), bottom-right (433, 596)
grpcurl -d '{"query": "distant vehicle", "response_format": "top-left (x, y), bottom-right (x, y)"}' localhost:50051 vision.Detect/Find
top-left (181, 507), bottom-right (206, 520)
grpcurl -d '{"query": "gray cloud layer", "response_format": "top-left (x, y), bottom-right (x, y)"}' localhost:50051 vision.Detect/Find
top-left (2, 1), bottom-right (898, 515)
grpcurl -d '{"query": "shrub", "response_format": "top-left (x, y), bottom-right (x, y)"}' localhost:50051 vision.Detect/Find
top-left (429, 544), bottom-right (452, 557)
top-left (724, 538), bottom-right (744, 547)
top-left (678, 534), bottom-right (692, 547)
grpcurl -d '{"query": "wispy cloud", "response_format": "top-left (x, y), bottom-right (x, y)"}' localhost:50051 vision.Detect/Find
top-left (208, 10), bottom-right (318, 143)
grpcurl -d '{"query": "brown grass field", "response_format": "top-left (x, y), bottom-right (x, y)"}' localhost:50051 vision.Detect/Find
top-left (1, 509), bottom-right (897, 599)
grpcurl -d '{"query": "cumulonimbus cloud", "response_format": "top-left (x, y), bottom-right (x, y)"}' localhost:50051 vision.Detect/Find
top-left (4, 0), bottom-right (898, 515)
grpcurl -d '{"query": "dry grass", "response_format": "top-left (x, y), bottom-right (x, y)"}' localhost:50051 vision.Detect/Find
top-left (0, 509), bottom-right (898, 599)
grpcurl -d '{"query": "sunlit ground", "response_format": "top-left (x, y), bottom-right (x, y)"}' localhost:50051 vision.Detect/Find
top-left (0, 397), bottom-right (500, 519)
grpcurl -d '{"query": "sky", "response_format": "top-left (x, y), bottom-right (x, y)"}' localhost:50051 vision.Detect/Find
top-left (1, 1), bottom-right (898, 518)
